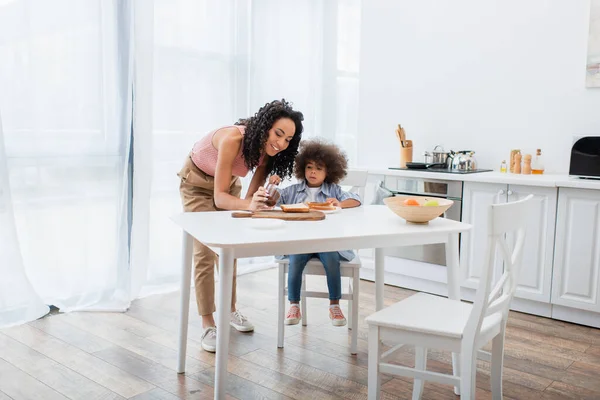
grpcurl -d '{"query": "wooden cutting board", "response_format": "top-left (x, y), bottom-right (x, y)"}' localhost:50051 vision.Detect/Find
top-left (231, 210), bottom-right (325, 221)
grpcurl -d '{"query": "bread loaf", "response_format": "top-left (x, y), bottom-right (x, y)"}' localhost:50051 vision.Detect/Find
top-left (280, 203), bottom-right (310, 213)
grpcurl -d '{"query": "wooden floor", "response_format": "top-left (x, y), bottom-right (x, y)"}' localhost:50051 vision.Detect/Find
top-left (2, 268), bottom-right (600, 399)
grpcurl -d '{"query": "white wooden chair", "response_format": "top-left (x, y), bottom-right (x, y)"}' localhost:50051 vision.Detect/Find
top-left (366, 194), bottom-right (534, 399)
top-left (276, 169), bottom-right (369, 355)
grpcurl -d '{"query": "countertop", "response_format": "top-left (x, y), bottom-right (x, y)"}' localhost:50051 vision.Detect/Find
top-left (367, 168), bottom-right (600, 190)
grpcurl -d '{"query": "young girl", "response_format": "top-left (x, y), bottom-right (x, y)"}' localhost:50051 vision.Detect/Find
top-left (276, 139), bottom-right (361, 326)
top-left (178, 99), bottom-right (303, 352)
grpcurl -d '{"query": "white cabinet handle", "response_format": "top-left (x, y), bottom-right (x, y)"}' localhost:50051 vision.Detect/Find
top-left (507, 190), bottom-right (513, 196)
top-left (498, 189), bottom-right (505, 195)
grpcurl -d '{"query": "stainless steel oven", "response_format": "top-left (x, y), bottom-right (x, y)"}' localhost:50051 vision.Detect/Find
top-left (382, 176), bottom-right (463, 265)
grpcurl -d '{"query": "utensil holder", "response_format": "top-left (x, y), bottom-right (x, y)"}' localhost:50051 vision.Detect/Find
top-left (400, 145), bottom-right (413, 168)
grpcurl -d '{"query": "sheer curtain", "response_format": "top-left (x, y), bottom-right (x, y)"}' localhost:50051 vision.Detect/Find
top-left (0, 111), bottom-right (49, 327)
top-left (0, 0), bottom-right (133, 326)
top-left (133, 0), bottom-right (362, 298)
top-left (0, 0), bottom-right (361, 327)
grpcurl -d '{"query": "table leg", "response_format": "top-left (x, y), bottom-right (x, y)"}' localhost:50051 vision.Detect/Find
top-left (215, 247), bottom-right (234, 399)
top-left (445, 232), bottom-right (461, 395)
top-left (375, 248), bottom-right (385, 311)
top-left (177, 231), bottom-right (193, 373)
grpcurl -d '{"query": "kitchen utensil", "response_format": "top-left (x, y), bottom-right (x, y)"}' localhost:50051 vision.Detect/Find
top-left (400, 141), bottom-right (413, 168)
top-left (514, 153), bottom-right (522, 174)
top-left (384, 195), bottom-right (453, 224)
top-left (231, 210), bottom-right (325, 221)
top-left (509, 149), bottom-right (520, 173)
top-left (431, 145), bottom-right (450, 166)
top-left (523, 154), bottom-right (532, 174)
top-left (449, 151), bottom-right (477, 171)
top-left (423, 151), bottom-right (433, 164)
top-left (395, 131), bottom-right (403, 147)
top-left (397, 124), bottom-right (406, 146)
top-left (405, 162), bottom-right (447, 170)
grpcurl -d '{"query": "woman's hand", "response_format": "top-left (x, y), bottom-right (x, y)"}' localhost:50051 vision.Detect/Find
top-left (268, 175), bottom-right (281, 185)
top-left (326, 198), bottom-right (341, 207)
top-left (249, 187), bottom-right (271, 211)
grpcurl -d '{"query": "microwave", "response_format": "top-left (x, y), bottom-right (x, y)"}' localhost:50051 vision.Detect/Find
top-left (569, 136), bottom-right (600, 179)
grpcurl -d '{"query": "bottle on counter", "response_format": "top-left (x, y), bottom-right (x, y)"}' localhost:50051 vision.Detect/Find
top-left (532, 149), bottom-right (545, 175)
top-left (500, 160), bottom-right (507, 173)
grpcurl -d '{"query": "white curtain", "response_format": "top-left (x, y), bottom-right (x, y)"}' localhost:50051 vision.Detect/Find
top-left (0, 0), bottom-right (133, 326)
top-left (131, 0), bottom-right (362, 298)
top-left (0, 111), bottom-right (49, 327)
top-left (0, 0), bottom-right (360, 327)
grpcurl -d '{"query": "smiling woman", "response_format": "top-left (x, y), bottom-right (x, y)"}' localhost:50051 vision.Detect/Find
top-left (177, 99), bottom-right (303, 351)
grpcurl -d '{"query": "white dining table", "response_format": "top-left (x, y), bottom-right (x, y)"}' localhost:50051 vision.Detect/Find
top-left (171, 205), bottom-right (472, 399)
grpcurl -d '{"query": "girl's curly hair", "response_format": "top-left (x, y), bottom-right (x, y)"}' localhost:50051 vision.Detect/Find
top-left (294, 138), bottom-right (348, 184)
top-left (235, 99), bottom-right (304, 179)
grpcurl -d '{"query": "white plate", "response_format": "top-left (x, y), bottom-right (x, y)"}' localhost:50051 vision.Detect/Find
top-left (320, 206), bottom-right (342, 214)
top-left (246, 218), bottom-right (286, 230)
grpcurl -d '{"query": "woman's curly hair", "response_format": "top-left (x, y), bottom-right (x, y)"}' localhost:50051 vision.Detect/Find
top-left (294, 138), bottom-right (348, 184)
top-left (235, 99), bottom-right (304, 179)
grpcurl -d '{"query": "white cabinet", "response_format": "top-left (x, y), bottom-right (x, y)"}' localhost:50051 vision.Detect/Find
top-left (551, 188), bottom-right (600, 312)
top-left (460, 182), bottom-right (505, 290)
top-left (461, 182), bottom-right (556, 303)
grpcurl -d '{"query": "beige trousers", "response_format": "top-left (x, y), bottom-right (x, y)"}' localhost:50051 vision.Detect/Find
top-left (178, 155), bottom-right (242, 316)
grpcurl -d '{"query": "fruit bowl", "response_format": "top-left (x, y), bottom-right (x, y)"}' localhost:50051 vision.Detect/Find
top-left (383, 195), bottom-right (453, 224)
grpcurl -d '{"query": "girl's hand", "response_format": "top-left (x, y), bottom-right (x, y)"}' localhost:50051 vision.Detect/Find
top-left (249, 187), bottom-right (271, 211)
top-left (326, 198), bottom-right (341, 207)
top-left (268, 175), bottom-right (281, 185)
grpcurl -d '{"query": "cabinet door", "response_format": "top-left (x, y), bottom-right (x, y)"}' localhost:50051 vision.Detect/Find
top-left (552, 188), bottom-right (600, 312)
top-left (508, 185), bottom-right (557, 302)
top-left (460, 182), bottom-right (506, 289)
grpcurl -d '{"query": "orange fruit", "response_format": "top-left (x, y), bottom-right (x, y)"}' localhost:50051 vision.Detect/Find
top-left (403, 198), bottom-right (420, 206)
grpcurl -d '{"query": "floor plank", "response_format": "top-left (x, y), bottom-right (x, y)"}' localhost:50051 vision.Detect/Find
top-left (193, 368), bottom-right (293, 400)
top-left (2, 268), bottom-right (600, 399)
top-left (0, 333), bottom-right (123, 400)
top-left (1, 325), bottom-right (154, 398)
top-left (0, 358), bottom-right (69, 400)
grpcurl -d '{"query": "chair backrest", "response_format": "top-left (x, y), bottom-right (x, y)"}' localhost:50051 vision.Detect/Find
top-left (464, 194), bottom-right (535, 342)
top-left (341, 169), bottom-right (369, 201)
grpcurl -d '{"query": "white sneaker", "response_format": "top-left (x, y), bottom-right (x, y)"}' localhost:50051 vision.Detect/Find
top-left (230, 310), bottom-right (254, 332)
top-left (200, 327), bottom-right (217, 353)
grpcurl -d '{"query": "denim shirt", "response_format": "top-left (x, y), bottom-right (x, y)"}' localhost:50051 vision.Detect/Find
top-left (276, 180), bottom-right (361, 261)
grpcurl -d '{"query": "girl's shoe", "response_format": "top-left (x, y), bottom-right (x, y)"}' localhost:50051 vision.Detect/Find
top-left (285, 304), bottom-right (301, 325)
top-left (329, 305), bottom-right (347, 327)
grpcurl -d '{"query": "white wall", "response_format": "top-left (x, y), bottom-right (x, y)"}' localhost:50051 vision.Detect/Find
top-left (357, 0), bottom-right (600, 173)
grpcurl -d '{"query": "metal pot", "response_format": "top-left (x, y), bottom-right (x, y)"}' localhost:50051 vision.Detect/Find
top-left (450, 151), bottom-right (477, 171)
top-left (431, 145), bottom-right (450, 166)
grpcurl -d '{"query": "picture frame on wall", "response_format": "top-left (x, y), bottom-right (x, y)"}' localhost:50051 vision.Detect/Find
top-left (587, 0), bottom-right (600, 87)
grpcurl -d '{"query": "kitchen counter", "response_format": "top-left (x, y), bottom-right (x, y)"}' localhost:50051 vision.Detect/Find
top-left (364, 166), bottom-right (600, 329)
top-left (368, 168), bottom-right (600, 189)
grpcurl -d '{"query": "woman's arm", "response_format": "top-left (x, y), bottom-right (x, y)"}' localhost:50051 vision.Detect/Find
top-left (212, 128), bottom-right (267, 210)
top-left (244, 161), bottom-right (270, 200)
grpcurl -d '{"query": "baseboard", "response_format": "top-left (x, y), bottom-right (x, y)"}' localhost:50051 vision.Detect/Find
top-left (552, 305), bottom-right (600, 328)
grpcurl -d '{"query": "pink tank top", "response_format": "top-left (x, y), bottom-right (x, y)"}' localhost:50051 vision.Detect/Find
top-left (191, 125), bottom-right (264, 177)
